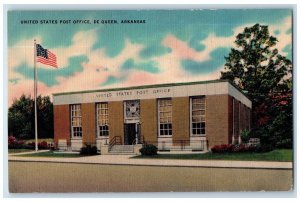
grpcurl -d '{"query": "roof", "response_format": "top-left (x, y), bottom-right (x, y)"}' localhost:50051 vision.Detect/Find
top-left (53, 79), bottom-right (250, 99)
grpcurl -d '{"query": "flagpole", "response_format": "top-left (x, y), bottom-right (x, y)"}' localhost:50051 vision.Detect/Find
top-left (34, 39), bottom-right (38, 152)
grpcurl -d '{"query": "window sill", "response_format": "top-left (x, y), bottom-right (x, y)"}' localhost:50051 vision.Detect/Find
top-left (71, 138), bottom-right (82, 140)
top-left (96, 137), bottom-right (109, 139)
top-left (190, 135), bottom-right (206, 137)
top-left (158, 136), bottom-right (173, 138)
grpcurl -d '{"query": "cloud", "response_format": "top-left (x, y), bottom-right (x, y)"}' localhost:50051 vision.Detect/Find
top-left (181, 47), bottom-right (230, 74)
top-left (8, 10), bottom-right (292, 106)
top-left (283, 44), bottom-right (292, 60)
top-left (14, 55), bottom-right (88, 87)
top-left (163, 34), bottom-right (211, 62)
top-left (121, 58), bottom-right (160, 73)
top-left (8, 36), bottom-right (42, 78)
top-left (101, 75), bottom-right (126, 86)
top-left (139, 45), bottom-right (172, 59)
top-left (269, 17), bottom-right (292, 58)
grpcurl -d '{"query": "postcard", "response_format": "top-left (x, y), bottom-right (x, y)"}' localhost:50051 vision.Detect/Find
top-left (7, 9), bottom-right (293, 193)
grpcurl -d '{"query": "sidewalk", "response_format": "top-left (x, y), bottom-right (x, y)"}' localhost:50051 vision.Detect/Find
top-left (8, 152), bottom-right (292, 169)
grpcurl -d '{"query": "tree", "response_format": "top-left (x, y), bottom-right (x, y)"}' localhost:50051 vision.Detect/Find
top-left (8, 94), bottom-right (54, 139)
top-left (220, 24), bottom-right (292, 147)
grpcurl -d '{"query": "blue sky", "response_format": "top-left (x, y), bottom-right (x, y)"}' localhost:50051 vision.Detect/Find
top-left (8, 9), bottom-right (292, 104)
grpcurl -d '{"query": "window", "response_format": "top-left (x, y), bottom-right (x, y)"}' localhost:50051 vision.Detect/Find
top-left (71, 104), bottom-right (82, 138)
top-left (158, 99), bottom-right (172, 136)
top-left (191, 97), bottom-right (205, 135)
top-left (96, 103), bottom-right (109, 137)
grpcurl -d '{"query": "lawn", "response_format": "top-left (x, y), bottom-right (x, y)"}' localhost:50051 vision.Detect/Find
top-left (8, 149), bottom-right (34, 153)
top-left (133, 149), bottom-right (293, 162)
top-left (16, 151), bottom-right (83, 158)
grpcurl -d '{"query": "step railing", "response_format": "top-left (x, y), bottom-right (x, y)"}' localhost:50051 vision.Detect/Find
top-left (132, 135), bottom-right (145, 145)
top-left (109, 136), bottom-right (122, 150)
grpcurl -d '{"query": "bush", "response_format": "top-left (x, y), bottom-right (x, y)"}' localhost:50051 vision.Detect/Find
top-left (275, 139), bottom-right (293, 149)
top-left (139, 144), bottom-right (158, 156)
top-left (254, 144), bottom-right (274, 153)
top-left (26, 141), bottom-right (50, 150)
top-left (80, 145), bottom-right (98, 156)
top-left (211, 143), bottom-right (274, 153)
top-left (8, 136), bottom-right (16, 145)
top-left (211, 144), bottom-right (234, 153)
top-left (8, 136), bottom-right (25, 149)
top-left (22, 144), bottom-right (35, 150)
top-left (38, 141), bottom-right (48, 149)
top-left (240, 130), bottom-right (251, 143)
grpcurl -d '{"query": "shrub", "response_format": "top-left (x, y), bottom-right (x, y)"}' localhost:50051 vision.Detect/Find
top-left (27, 142), bottom-right (35, 148)
top-left (275, 139), bottom-right (292, 149)
top-left (38, 141), bottom-right (49, 149)
top-left (254, 144), bottom-right (274, 153)
top-left (240, 130), bottom-right (251, 143)
top-left (211, 144), bottom-right (234, 153)
top-left (211, 143), bottom-right (274, 153)
top-left (8, 136), bottom-right (26, 149)
top-left (26, 141), bottom-right (50, 150)
top-left (22, 144), bottom-right (35, 150)
top-left (80, 145), bottom-right (98, 156)
top-left (139, 144), bottom-right (158, 156)
top-left (8, 136), bottom-right (16, 145)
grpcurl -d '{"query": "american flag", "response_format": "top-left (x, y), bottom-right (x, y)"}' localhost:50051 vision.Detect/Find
top-left (36, 44), bottom-right (57, 68)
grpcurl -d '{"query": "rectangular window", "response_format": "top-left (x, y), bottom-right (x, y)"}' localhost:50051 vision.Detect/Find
top-left (158, 99), bottom-right (172, 136)
top-left (191, 97), bottom-right (205, 135)
top-left (71, 104), bottom-right (82, 138)
top-left (96, 103), bottom-right (109, 137)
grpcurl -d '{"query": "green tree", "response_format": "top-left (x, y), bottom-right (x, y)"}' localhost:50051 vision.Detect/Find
top-left (220, 24), bottom-right (292, 147)
top-left (8, 94), bottom-right (54, 139)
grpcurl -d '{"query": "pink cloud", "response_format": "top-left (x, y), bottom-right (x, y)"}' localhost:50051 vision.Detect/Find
top-left (163, 34), bottom-right (210, 61)
top-left (125, 72), bottom-right (157, 86)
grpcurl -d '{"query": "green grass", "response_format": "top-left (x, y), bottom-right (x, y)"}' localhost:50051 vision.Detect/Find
top-left (8, 149), bottom-right (34, 153)
top-left (16, 151), bottom-right (83, 158)
top-left (133, 149), bottom-right (293, 162)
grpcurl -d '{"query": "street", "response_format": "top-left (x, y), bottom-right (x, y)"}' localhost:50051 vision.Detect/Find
top-left (9, 161), bottom-right (292, 192)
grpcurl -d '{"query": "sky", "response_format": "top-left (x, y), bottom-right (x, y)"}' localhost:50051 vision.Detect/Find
top-left (7, 9), bottom-right (292, 106)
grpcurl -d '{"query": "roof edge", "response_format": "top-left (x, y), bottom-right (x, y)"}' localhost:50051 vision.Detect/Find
top-left (52, 79), bottom-right (251, 100)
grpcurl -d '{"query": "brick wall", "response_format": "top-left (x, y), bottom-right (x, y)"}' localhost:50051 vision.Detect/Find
top-left (140, 99), bottom-right (157, 143)
top-left (228, 96), bottom-right (233, 144)
top-left (82, 103), bottom-right (96, 145)
top-left (233, 99), bottom-right (240, 143)
top-left (172, 97), bottom-right (190, 145)
top-left (54, 105), bottom-right (70, 144)
top-left (230, 97), bottom-right (251, 144)
top-left (108, 101), bottom-right (124, 144)
top-left (239, 103), bottom-right (251, 133)
top-left (206, 95), bottom-right (230, 148)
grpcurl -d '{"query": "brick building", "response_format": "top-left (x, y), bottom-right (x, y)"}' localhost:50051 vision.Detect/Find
top-left (53, 80), bottom-right (251, 152)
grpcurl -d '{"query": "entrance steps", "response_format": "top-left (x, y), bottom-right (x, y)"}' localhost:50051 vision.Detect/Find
top-left (109, 145), bottom-right (134, 154)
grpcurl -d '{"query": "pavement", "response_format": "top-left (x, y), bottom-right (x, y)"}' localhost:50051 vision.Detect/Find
top-left (8, 150), bottom-right (293, 169)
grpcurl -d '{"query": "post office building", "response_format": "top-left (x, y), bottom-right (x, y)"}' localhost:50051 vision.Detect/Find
top-left (53, 80), bottom-right (251, 153)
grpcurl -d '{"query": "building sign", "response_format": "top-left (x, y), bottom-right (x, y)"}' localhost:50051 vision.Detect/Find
top-left (95, 88), bottom-right (171, 99)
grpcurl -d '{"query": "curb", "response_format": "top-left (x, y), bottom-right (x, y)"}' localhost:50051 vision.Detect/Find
top-left (8, 158), bottom-right (293, 170)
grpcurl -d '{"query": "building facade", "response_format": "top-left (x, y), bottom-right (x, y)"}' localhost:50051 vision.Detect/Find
top-left (53, 80), bottom-right (251, 152)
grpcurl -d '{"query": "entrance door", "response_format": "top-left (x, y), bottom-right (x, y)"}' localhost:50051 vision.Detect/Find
top-left (124, 123), bottom-right (136, 145)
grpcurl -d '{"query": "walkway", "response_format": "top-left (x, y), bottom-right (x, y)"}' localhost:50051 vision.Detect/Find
top-left (8, 151), bottom-right (292, 169)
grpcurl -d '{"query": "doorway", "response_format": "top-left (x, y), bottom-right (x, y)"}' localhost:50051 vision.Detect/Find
top-left (124, 123), bottom-right (136, 145)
